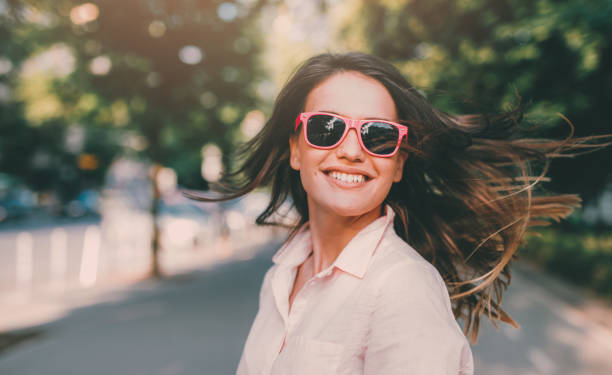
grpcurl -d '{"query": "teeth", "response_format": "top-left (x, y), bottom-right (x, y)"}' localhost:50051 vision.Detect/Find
top-left (329, 171), bottom-right (366, 183)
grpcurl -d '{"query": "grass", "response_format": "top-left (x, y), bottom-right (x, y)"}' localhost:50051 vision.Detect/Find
top-left (520, 227), bottom-right (612, 297)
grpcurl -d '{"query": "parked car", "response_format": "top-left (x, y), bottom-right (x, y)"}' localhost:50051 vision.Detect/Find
top-left (62, 189), bottom-right (101, 218)
top-left (0, 174), bottom-right (36, 223)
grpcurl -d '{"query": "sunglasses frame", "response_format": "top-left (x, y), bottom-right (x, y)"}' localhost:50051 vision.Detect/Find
top-left (295, 111), bottom-right (408, 157)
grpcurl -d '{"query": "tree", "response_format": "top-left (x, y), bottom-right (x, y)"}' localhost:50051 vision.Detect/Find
top-left (6, 0), bottom-right (265, 277)
top-left (340, 0), bottom-right (612, 206)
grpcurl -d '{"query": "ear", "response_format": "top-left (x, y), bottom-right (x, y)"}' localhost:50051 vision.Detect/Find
top-left (289, 135), bottom-right (301, 171)
top-left (392, 153), bottom-right (407, 182)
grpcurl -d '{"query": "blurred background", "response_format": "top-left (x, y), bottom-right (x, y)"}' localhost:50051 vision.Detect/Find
top-left (0, 0), bottom-right (611, 374)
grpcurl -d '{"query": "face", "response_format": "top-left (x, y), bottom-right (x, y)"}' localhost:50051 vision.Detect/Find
top-left (289, 71), bottom-right (407, 219)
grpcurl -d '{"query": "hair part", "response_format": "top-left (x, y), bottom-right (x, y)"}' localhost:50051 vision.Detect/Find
top-left (186, 52), bottom-right (612, 344)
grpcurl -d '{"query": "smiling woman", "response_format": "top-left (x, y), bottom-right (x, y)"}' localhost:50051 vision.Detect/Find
top-left (186, 52), bottom-right (610, 375)
top-left (289, 72), bottom-right (406, 222)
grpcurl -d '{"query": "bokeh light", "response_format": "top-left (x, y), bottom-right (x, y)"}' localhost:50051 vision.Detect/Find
top-left (178, 45), bottom-right (204, 65)
top-left (69, 3), bottom-right (99, 25)
top-left (217, 2), bottom-right (238, 22)
top-left (89, 55), bottom-right (112, 75)
top-left (77, 153), bottom-right (99, 170)
top-left (240, 110), bottom-right (265, 138)
top-left (148, 20), bottom-right (167, 38)
top-left (199, 91), bottom-right (217, 108)
top-left (201, 144), bottom-right (222, 183)
top-left (0, 57), bottom-right (13, 75)
top-left (156, 167), bottom-right (178, 195)
top-left (64, 126), bottom-right (85, 153)
top-left (21, 43), bottom-right (75, 78)
top-left (146, 72), bottom-right (162, 87)
top-left (221, 66), bottom-right (239, 82)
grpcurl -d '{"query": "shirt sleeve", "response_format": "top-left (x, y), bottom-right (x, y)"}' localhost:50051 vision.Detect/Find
top-left (364, 262), bottom-right (474, 375)
top-left (236, 265), bottom-right (276, 375)
top-left (258, 265), bottom-right (274, 301)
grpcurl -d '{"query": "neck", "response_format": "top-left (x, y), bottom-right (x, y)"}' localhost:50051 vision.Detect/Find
top-left (307, 202), bottom-right (384, 274)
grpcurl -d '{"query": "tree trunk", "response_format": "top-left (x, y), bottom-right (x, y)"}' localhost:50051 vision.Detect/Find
top-left (149, 163), bottom-right (163, 278)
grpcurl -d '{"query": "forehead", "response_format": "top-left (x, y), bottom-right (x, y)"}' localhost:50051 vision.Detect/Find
top-left (304, 71), bottom-right (398, 121)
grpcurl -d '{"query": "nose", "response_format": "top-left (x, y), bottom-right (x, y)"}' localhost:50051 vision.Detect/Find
top-left (335, 128), bottom-right (365, 161)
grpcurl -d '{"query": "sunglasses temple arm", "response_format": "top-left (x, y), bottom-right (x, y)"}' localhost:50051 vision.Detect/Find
top-left (294, 115), bottom-right (303, 132)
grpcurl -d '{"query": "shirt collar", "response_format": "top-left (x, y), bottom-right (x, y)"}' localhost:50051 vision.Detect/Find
top-left (271, 205), bottom-right (396, 279)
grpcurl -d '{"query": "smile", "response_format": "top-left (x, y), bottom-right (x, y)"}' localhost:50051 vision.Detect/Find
top-left (327, 171), bottom-right (368, 184)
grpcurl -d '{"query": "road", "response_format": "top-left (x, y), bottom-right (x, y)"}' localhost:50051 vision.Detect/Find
top-left (1, 241), bottom-right (612, 374)
top-left (473, 262), bottom-right (612, 375)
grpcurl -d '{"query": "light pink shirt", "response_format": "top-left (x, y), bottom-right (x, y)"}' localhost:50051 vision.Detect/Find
top-left (236, 206), bottom-right (474, 375)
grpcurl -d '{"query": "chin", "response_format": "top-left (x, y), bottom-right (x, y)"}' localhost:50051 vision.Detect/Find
top-left (319, 199), bottom-right (382, 218)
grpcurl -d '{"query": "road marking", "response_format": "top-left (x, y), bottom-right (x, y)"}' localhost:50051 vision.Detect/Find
top-left (50, 228), bottom-right (68, 285)
top-left (79, 225), bottom-right (101, 287)
top-left (16, 232), bottom-right (33, 288)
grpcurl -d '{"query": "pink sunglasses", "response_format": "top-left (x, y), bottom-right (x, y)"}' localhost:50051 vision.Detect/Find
top-left (295, 112), bottom-right (408, 157)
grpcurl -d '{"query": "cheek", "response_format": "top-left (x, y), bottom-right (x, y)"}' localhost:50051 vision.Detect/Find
top-left (296, 148), bottom-right (325, 189)
top-left (377, 159), bottom-right (404, 185)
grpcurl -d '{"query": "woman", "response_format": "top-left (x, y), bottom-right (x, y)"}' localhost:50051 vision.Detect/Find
top-left (188, 52), bottom-right (608, 374)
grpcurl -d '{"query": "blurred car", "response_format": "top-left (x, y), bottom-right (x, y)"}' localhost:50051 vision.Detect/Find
top-left (62, 189), bottom-right (101, 218)
top-left (157, 198), bottom-right (217, 251)
top-left (221, 191), bottom-right (270, 228)
top-left (0, 174), bottom-right (36, 223)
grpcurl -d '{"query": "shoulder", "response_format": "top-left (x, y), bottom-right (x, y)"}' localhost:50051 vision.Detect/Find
top-left (375, 226), bottom-right (435, 267)
top-left (369, 227), bottom-right (446, 290)
top-left (365, 228), bottom-right (454, 319)
top-left (363, 232), bottom-right (474, 374)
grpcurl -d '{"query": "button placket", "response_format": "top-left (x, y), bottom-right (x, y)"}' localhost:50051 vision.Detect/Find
top-left (280, 279), bottom-right (310, 356)
top-left (288, 283), bottom-right (309, 326)
top-left (282, 266), bottom-right (336, 355)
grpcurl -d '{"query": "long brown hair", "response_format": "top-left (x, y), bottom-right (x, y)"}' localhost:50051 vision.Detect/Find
top-left (186, 52), bottom-right (611, 343)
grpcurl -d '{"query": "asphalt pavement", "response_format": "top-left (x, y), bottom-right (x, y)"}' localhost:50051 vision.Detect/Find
top-left (0, 242), bottom-right (278, 375)
top-left (1, 241), bottom-right (612, 375)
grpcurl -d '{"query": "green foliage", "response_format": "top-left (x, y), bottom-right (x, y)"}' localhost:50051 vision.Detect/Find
top-left (0, 103), bottom-right (118, 199)
top-left (2, 0), bottom-right (264, 199)
top-left (522, 228), bottom-right (612, 296)
top-left (344, 0), bottom-right (612, 204)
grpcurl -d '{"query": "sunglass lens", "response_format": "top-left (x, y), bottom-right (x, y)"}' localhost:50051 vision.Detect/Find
top-left (306, 115), bottom-right (346, 147)
top-left (361, 122), bottom-right (399, 156)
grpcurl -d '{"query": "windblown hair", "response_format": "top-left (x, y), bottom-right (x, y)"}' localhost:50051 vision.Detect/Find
top-left (186, 52), bottom-right (611, 343)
